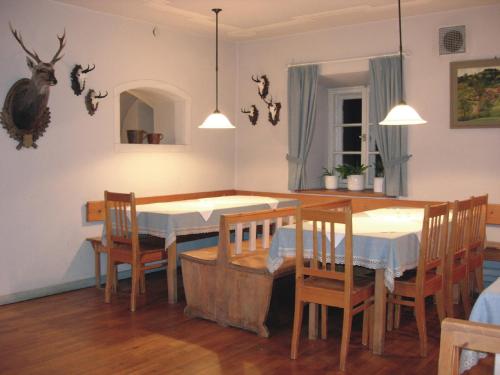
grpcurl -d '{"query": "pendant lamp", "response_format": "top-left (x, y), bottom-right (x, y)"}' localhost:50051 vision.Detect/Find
top-left (199, 8), bottom-right (235, 129)
top-left (379, 0), bottom-right (426, 126)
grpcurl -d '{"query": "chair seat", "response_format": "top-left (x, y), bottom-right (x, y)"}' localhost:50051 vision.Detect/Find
top-left (180, 246), bottom-right (218, 265)
top-left (304, 275), bottom-right (374, 293)
top-left (109, 243), bottom-right (166, 264)
top-left (393, 271), bottom-right (443, 298)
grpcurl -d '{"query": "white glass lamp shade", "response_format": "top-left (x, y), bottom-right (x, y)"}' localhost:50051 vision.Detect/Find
top-left (199, 111), bottom-right (235, 129)
top-left (379, 103), bottom-right (427, 125)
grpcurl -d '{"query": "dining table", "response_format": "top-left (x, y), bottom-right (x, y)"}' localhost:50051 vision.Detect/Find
top-left (267, 207), bottom-right (426, 355)
top-left (460, 276), bottom-right (500, 374)
top-left (108, 194), bottom-right (299, 303)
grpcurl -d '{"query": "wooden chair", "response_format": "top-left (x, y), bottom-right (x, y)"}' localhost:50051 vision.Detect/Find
top-left (104, 191), bottom-right (168, 312)
top-left (387, 203), bottom-right (448, 357)
top-left (444, 199), bottom-right (472, 318)
top-left (438, 318), bottom-right (500, 375)
top-left (290, 200), bottom-right (374, 371)
top-left (468, 194), bottom-right (488, 294)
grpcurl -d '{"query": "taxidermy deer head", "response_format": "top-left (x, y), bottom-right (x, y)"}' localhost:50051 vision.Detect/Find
top-left (251, 75), bottom-right (270, 99)
top-left (0, 23), bottom-right (66, 149)
top-left (240, 105), bottom-right (259, 126)
top-left (263, 96), bottom-right (281, 126)
top-left (70, 64), bottom-right (95, 96)
top-left (85, 89), bottom-right (108, 116)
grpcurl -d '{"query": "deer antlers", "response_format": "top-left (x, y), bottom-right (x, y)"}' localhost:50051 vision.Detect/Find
top-left (9, 22), bottom-right (66, 65)
top-left (81, 64), bottom-right (95, 73)
top-left (94, 91), bottom-right (108, 99)
top-left (50, 30), bottom-right (66, 64)
top-left (9, 22), bottom-right (41, 63)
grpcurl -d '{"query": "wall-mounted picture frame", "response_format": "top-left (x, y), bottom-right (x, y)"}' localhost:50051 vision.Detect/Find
top-left (450, 58), bottom-right (500, 129)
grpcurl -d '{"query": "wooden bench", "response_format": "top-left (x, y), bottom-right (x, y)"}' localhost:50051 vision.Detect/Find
top-left (215, 206), bottom-right (298, 337)
top-left (180, 246), bottom-right (219, 321)
top-left (485, 241), bottom-right (500, 262)
top-left (180, 205), bottom-right (298, 337)
top-left (86, 236), bottom-right (106, 288)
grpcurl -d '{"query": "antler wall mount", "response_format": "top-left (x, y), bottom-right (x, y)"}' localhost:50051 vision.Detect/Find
top-left (0, 22), bottom-right (66, 150)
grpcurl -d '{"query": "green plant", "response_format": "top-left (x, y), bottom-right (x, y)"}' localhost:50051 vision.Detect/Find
top-left (335, 163), bottom-right (370, 178)
top-left (321, 167), bottom-right (335, 177)
top-left (349, 164), bottom-right (370, 175)
top-left (334, 164), bottom-right (351, 179)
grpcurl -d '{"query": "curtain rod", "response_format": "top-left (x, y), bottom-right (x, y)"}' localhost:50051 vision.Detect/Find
top-left (287, 51), bottom-right (410, 68)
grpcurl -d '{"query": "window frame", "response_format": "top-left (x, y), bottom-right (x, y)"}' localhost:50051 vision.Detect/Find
top-left (327, 86), bottom-right (378, 188)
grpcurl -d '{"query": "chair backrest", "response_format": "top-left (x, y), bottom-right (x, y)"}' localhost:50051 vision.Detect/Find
top-left (218, 205), bottom-right (297, 264)
top-left (447, 199), bottom-right (471, 269)
top-left (104, 191), bottom-right (139, 256)
top-left (438, 318), bottom-right (500, 375)
top-left (417, 203), bottom-right (449, 285)
top-left (468, 194), bottom-right (488, 253)
top-left (296, 199), bottom-right (353, 292)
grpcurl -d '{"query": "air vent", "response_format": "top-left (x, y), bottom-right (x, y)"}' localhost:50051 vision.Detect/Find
top-left (439, 26), bottom-right (466, 55)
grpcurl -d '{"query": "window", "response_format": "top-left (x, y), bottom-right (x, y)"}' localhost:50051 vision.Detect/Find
top-left (328, 86), bottom-right (381, 188)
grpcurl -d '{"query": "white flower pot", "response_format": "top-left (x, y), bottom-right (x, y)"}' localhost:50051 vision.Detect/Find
top-left (324, 175), bottom-right (338, 190)
top-left (373, 177), bottom-right (384, 193)
top-left (347, 175), bottom-right (364, 191)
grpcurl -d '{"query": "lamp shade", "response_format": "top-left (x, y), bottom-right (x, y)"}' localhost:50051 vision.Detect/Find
top-left (199, 111), bottom-right (235, 129)
top-left (379, 103), bottom-right (427, 125)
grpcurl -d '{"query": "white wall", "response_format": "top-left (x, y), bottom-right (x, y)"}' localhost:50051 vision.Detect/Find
top-left (0, 0), bottom-right (237, 300)
top-left (235, 5), bottom-right (500, 240)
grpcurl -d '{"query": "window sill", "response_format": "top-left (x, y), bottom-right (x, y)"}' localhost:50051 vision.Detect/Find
top-left (296, 188), bottom-right (386, 198)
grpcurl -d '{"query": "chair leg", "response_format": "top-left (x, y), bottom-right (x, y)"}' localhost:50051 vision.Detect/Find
top-left (415, 296), bottom-right (428, 357)
top-left (435, 289), bottom-right (446, 323)
top-left (339, 308), bottom-right (353, 371)
top-left (290, 297), bottom-right (304, 360)
top-left (130, 264), bottom-right (140, 312)
top-left (105, 256), bottom-right (113, 304)
top-left (474, 265), bottom-right (484, 293)
top-left (321, 305), bottom-right (328, 339)
top-left (387, 294), bottom-right (394, 331)
top-left (445, 281), bottom-right (455, 319)
top-left (459, 278), bottom-right (471, 318)
top-left (140, 271), bottom-right (146, 294)
top-left (394, 296), bottom-right (402, 329)
top-left (94, 248), bottom-right (101, 288)
top-left (362, 302), bottom-right (371, 346)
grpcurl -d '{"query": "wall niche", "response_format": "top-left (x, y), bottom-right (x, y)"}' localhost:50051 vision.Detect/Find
top-left (114, 80), bottom-right (191, 152)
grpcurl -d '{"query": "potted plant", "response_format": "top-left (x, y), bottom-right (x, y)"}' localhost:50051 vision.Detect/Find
top-left (347, 164), bottom-right (369, 191)
top-left (373, 159), bottom-right (384, 193)
top-left (321, 167), bottom-right (338, 189)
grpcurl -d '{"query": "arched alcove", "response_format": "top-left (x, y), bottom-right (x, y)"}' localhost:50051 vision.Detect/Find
top-left (114, 80), bottom-right (191, 152)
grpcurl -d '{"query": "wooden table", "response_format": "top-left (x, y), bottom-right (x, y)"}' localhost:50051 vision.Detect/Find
top-left (125, 195), bottom-right (299, 303)
top-left (268, 207), bottom-right (425, 355)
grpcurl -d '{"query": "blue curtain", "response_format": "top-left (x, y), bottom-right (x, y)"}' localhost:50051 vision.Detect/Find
top-left (369, 56), bottom-right (410, 197)
top-left (287, 65), bottom-right (319, 191)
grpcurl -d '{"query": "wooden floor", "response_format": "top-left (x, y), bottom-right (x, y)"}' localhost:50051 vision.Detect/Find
top-left (0, 272), bottom-right (493, 375)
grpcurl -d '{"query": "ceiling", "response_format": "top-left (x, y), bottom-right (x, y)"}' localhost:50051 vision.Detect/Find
top-left (52, 0), bottom-right (500, 41)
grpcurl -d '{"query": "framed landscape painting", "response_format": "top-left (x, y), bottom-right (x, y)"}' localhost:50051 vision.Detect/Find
top-left (450, 58), bottom-right (500, 129)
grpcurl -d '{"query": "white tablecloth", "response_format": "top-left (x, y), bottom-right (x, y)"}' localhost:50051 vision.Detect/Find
top-left (460, 277), bottom-right (500, 374)
top-left (267, 207), bottom-right (424, 291)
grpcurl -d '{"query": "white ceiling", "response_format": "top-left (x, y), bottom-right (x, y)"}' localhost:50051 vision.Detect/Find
top-left (52, 0), bottom-right (500, 41)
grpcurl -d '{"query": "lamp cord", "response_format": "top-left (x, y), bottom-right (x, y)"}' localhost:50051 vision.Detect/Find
top-left (398, 0), bottom-right (405, 104)
top-left (213, 8), bottom-right (221, 113)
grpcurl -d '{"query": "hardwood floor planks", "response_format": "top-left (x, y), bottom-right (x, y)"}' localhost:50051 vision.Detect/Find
top-left (0, 272), bottom-right (493, 374)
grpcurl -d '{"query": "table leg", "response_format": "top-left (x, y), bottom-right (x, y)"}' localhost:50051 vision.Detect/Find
top-left (372, 269), bottom-right (386, 355)
top-left (308, 303), bottom-right (318, 340)
top-left (167, 241), bottom-right (177, 304)
top-left (94, 247), bottom-right (101, 289)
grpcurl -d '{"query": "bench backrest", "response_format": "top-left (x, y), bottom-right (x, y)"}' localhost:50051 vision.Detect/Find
top-left (217, 206), bottom-right (297, 265)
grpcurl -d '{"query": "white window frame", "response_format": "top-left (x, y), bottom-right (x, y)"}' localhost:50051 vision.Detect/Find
top-left (328, 86), bottom-right (378, 188)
